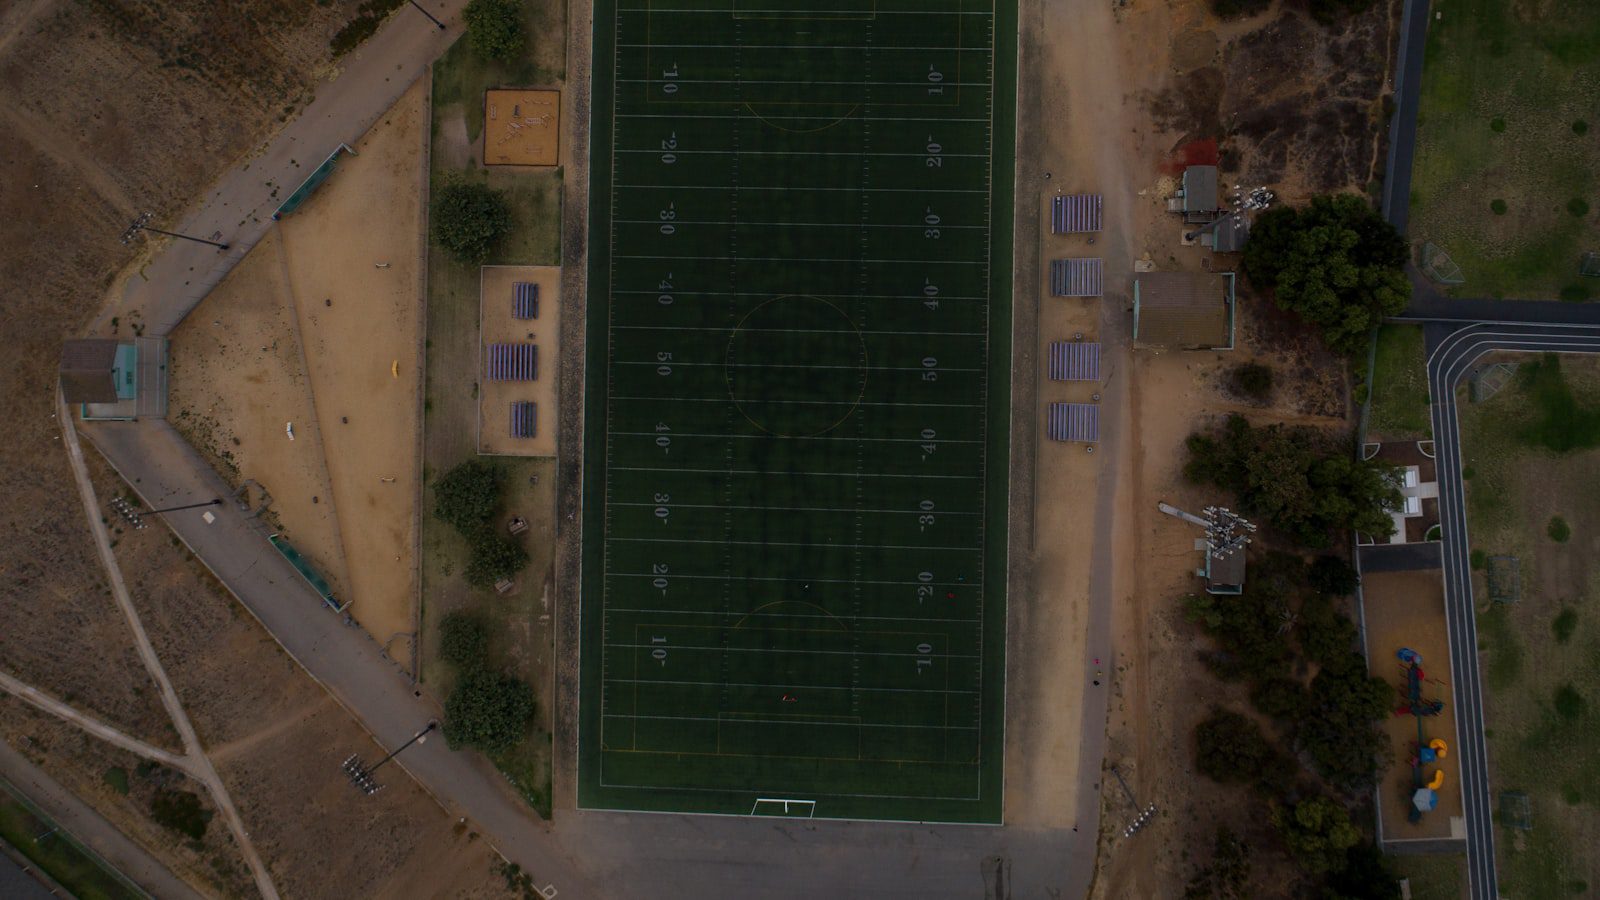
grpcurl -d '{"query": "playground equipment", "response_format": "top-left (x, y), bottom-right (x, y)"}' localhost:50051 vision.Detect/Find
top-left (1396, 648), bottom-right (1450, 824)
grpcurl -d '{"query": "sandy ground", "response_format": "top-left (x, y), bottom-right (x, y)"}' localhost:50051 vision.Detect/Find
top-left (1362, 569), bottom-right (1465, 845)
top-left (167, 227), bottom-right (353, 599)
top-left (276, 77), bottom-right (429, 651)
top-left (480, 265), bottom-right (561, 458)
top-left (485, 89), bottom-right (562, 167)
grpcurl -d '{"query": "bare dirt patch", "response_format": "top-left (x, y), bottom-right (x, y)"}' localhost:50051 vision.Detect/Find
top-left (484, 89), bottom-right (562, 167)
top-left (276, 77), bottom-right (429, 651)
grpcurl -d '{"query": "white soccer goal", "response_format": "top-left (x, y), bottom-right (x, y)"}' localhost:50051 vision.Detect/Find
top-left (750, 798), bottom-right (817, 818)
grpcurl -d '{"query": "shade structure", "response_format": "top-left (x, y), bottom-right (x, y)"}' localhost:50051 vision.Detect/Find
top-left (1048, 342), bottom-right (1101, 382)
top-left (513, 281), bottom-right (540, 319)
top-left (1412, 788), bottom-right (1438, 812)
top-left (511, 401), bottom-right (538, 438)
top-left (486, 343), bottom-right (538, 381)
top-left (1047, 402), bottom-right (1099, 442)
top-left (1051, 194), bottom-right (1103, 234)
top-left (1050, 258), bottom-right (1103, 297)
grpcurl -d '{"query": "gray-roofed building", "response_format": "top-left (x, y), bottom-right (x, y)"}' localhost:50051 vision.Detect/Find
top-left (60, 339), bottom-right (123, 404)
top-left (1167, 165), bottom-right (1220, 223)
top-left (1132, 272), bottom-right (1236, 351)
top-left (60, 337), bottom-right (168, 420)
top-left (1201, 213), bottom-right (1250, 253)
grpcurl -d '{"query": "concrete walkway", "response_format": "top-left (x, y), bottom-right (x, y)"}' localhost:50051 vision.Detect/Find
top-left (0, 741), bottom-right (205, 900)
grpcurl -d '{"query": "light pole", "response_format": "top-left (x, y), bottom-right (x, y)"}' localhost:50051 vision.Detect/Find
top-left (120, 212), bottom-right (230, 250)
top-left (408, 0), bottom-right (446, 29)
top-left (110, 497), bottom-right (223, 530)
top-left (342, 721), bottom-right (439, 796)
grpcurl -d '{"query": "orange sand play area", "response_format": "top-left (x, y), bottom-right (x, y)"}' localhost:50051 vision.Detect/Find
top-left (483, 89), bottom-right (560, 166)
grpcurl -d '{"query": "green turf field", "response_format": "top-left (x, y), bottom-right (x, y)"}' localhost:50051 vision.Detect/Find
top-left (579, 0), bottom-right (1015, 823)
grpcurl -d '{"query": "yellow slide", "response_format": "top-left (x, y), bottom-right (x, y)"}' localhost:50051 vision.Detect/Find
top-left (1430, 738), bottom-right (1449, 758)
top-left (1427, 769), bottom-right (1445, 790)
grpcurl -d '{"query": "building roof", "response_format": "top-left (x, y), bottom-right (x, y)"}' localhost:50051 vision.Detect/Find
top-left (1207, 548), bottom-right (1247, 592)
top-left (1133, 272), bottom-right (1235, 350)
top-left (1182, 166), bottom-right (1219, 212)
top-left (1204, 214), bottom-right (1250, 253)
top-left (60, 338), bottom-right (121, 404)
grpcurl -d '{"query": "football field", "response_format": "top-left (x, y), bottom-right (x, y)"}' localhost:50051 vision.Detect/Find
top-left (579, 0), bottom-right (1015, 823)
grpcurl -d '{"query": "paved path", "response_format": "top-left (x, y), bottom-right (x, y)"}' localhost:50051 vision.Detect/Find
top-left (0, 741), bottom-right (206, 900)
top-left (1379, 0), bottom-right (1431, 232)
top-left (78, 418), bottom-right (592, 897)
top-left (93, 0), bottom-right (468, 338)
top-left (1420, 323), bottom-right (1600, 900)
top-left (59, 394), bottom-right (280, 900)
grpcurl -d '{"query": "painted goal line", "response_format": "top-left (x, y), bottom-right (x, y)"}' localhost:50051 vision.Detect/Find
top-left (751, 798), bottom-right (817, 817)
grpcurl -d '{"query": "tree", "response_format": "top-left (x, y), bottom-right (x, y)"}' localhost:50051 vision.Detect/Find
top-left (1185, 414), bottom-right (1403, 548)
top-left (444, 669), bottom-right (536, 752)
top-left (439, 612), bottom-right (490, 671)
top-left (1243, 194), bottom-right (1410, 355)
top-left (465, 528), bottom-right (530, 588)
top-left (1324, 841), bottom-right (1402, 900)
top-left (1298, 657), bottom-right (1393, 791)
top-left (1184, 826), bottom-right (1252, 899)
top-left (1194, 709), bottom-right (1277, 784)
top-left (1271, 795), bottom-right (1361, 874)
top-left (1250, 676), bottom-right (1311, 721)
top-left (432, 178), bottom-right (512, 264)
top-left (1230, 362), bottom-right (1274, 401)
top-left (464, 0), bottom-right (525, 61)
top-left (1309, 555), bottom-right (1360, 597)
top-left (433, 459), bottom-right (502, 533)
top-left (1297, 595), bottom-right (1360, 670)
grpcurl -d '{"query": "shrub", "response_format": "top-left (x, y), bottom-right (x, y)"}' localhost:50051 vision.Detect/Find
top-left (1299, 657), bottom-right (1392, 791)
top-left (1210, 0), bottom-right (1270, 18)
top-left (1554, 683), bottom-right (1585, 720)
top-left (1553, 608), bottom-right (1578, 644)
top-left (1297, 595), bottom-right (1360, 669)
top-left (444, 669), bottom-right (536, 752)
top-left (1470, 548), bottom-right (1487, 570)
top-left (1309, 555), bottom-right (1359, 596)
top-left (1490, 117), bottom-right (1507, 133)
top-left (1249, 676), bottom-right (1310, 721)
top-left (431, 178), bottom-right (513, 264)
top-left (1271, 795), bottom-right (1360, 874)
top-left (330, 0), bottom-right (405, 56)
top-left (464, 0), bottom-right (525, 61)
top-left (150, 789), bottom-right (211, 840)
top-left (1490, 199), bottom-right (1507, 215)
top-left (1548, 515), bottom-right (1572, 542)
top-left (439, 612), bottom-right (490, 670)
top-left (1561, 283), bottom-right (1594, 303)
top-left (1183, 826), bottom-right (1251, 899)
top-left (103, 767), bottom-right (130, 795)
top-left (1575, 120), bottom-right (1590, 136)
top-left (1569, 198), bottom-right (1592, 218)
top-left (433, 460), bottom-right (501, 533)
top-left (1194, 709), bottom-right (1276, 783)
top-left (1229, 363), bottom-right (1273, 400)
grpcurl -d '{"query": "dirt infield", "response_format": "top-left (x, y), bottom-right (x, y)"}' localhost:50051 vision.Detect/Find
top-left (479, 265), bottom-right (560, 458)
top-left (483, 89), bottom-right (561, 166)
top-left (275, 78), bottom-right (428, 650)
top-left (1362, 569), bottom-right (1465, 844)
top-left (167, 227), bottom-right (352, 599)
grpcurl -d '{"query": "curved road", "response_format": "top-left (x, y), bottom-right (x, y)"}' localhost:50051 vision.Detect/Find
top-left (1421, 322), bottom-right (1600, 900)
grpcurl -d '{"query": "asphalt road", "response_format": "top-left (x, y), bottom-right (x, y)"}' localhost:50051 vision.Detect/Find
top-left (1422, 323), bottom-right (1600, 900)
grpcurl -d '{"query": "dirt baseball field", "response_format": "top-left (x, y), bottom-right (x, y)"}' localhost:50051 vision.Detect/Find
top-left (167, 228), bottom-right (353, 600)
top-left (484, 89), bottom-right (561, 166)
top-left (1361, 568), bottom-right (1464, 844)
top-left (275, 77), bottom-right (428, 650)
top-left (479, 265), bottom-right (560, 458)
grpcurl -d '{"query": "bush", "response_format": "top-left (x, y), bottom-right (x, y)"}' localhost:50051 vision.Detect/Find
top-left (1569, 198), bottom-right (1592, 218)
top-left (465, 528), bottom-right (530, 587)
top-left (434, 460), bottom-right (502, 533)
top-left (1299, 657), bottom-right (1392, 791)
top-left (103, 767), bottom-right (129, 795)
top-left (1325, 840), bottom-right (1401, 899)
top-left (1230, 363), bottom-right (1273, 400)
top-left (1554, 684), bottom-right (1586, 720)
top-left (1242, 194), bottom-right (1409, 356)
top-left (150, 788), bottom-right (211, 840)
top-left (1250, 676), bottom-right (1310, 721)
top-left (330, 0), bottom-right (405, 56)
top-left (1490, 199), bottom-right (1508, 215)
top-left (464, 0), bottom-right (525, 61)
top-left (432, 178), bottom-right (513, 264)
top-left (1184, 826), bottom-right (1251, 899)
top-left (1470, 548), bottom-right (1487, 570)
top-left (1210, 0), bottom-right (1270, 18)
top-left (1548, 515), bottom-right (1572, 542)
top-left (1194, 709), bottom-right (1276, 783)
top-left (1553, 608), bottom-right (1578, 644)
top-left (1309, 555), bottom-right (1359, 596)
top-left (1297, 595), bottom-right (1360, 669)
top-left (439, 612), bottom-right (490, 670)
top-left (444, 669), bottom-right (536, 752)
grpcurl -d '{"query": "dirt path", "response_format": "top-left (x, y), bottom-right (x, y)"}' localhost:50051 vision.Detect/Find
top-left (206, 695), bottom-right (334, 764)
top-left (0, 103), bottom-right (135, 213)
top-left (0, 672), bottom-right (190, 771)
top-left (58, 392), bottom-right (281, 900)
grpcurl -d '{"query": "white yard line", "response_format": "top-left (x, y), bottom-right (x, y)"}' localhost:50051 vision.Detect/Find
top-left (58, 390), bottom-right (281, 900)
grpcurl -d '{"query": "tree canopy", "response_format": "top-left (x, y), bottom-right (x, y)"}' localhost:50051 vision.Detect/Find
top-left (433, 459), bottom-right (502, 532)
top-left (1184, 826), bottom-right (1252, 900)
top-left (1243, 194), bottom-right (1409, 355)
top-left (443, 669), bottom-right (536, 752)
top-left (1271, 795), bottom-right (1362, 874)
top-left (439, 612), bottom-right (490, 670)
top-left (1298, 657), bottom-right (1393, 792)
top-left (464, 529), bottom-right (530, 588)
top-left (431, 178), bottom-right (513, 264)
top-left (1194, 709), bottom-right (1278, 784)
top-left (1185, 414), bottom-right (1403, 547)
top-left (464, 0), bottom-right (526, 61)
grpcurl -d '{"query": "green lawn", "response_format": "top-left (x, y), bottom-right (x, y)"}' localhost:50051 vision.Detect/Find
top-left (1368, 324), bottom-right (1432, 439)
top-left (1408, 0), bottom-right (1600, 301)
top-left (0, 788), bottom-right (145, 900)
top-left (1457, 355), bottom-right (1600, 898)
top-left (577, 0), bottom-right (1015, 822)
top-left (1390, 853), bottom-right (1467, 900)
